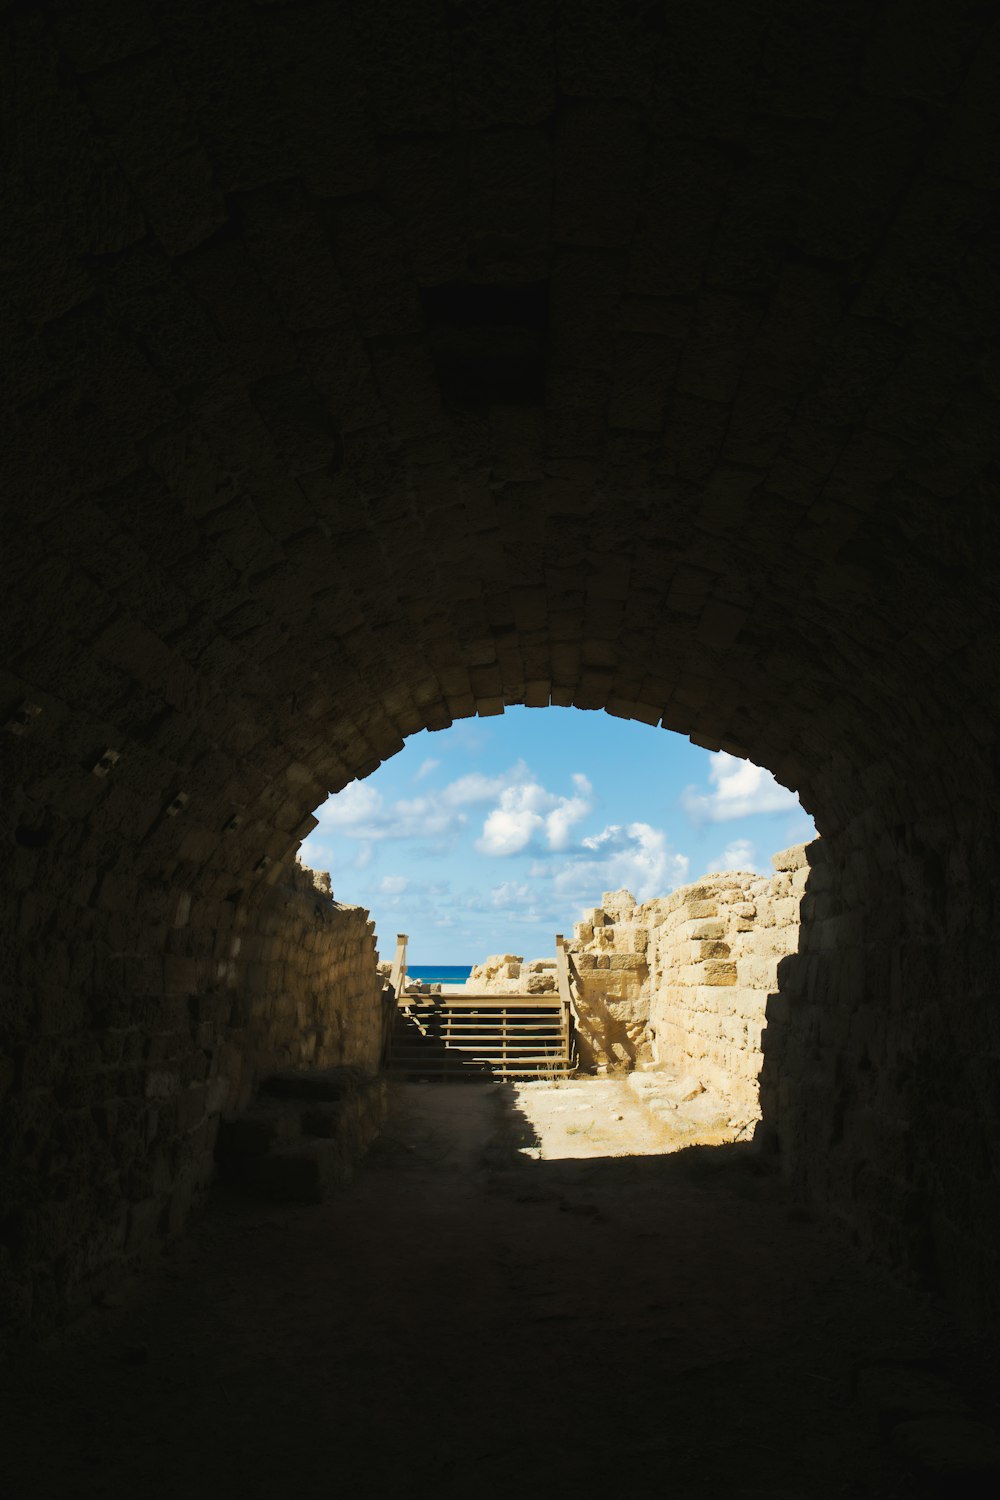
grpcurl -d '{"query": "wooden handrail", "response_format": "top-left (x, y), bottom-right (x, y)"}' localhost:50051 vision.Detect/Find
top-left (397, 992), bottom-right (563, 1007)
top-left (555, 937), bottom-right (581, 1072)
top-left (389, 932), bottom-right (408, 998)
top-left (554, 935), bottom-right (581, 1026)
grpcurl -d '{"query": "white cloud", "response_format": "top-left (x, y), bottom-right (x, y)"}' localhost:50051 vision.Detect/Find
top-left (320, 780), bottom-right (383, 827)
top-left (681, 752), bottom-right (800, 822)
top-left (414, 757), bottom-right (440, 782)
top-left (488, 880), bottom-right (554, 924)
top-left (708, 838), bottom-right (762, 874)
top-left (313, 782), bottom-right (465, 843)
top-left (478, 803), bottom-right (539, 856)
top-left (311, 761), bottom-right (594, 855)
top-left (379, 874), bottom-right (409, 895)
top-left (547, 773), bottom-right (592, 851)
top-left (476, 771), bottom-right (593, 856)
top-left (441, 763), bottom-right (527, 806)
top-left (546, 799), bottom-right (588, 850)
top-left (553, 822), bottom-right (689, 904)
top-left (490, 880), bottom-right (534, 908)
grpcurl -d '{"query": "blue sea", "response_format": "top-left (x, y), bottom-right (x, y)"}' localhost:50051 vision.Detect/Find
top-left (407, 965), bottom-right (473, 986)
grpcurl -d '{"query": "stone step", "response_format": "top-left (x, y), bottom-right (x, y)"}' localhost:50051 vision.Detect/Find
top-left (216, 1102), bottom-right (303, 1160)
top-left (258, 1138), bottom-right (354, 1203)
top-left (216, 1072), bottom-right (388, 1200)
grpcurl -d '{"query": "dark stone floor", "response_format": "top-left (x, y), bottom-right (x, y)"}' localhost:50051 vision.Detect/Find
top-left (2, 1083), bottom-right (992, 1499)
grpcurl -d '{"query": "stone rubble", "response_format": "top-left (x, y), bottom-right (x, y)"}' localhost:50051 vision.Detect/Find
top-left (467, 954), bottom-right (558, 995)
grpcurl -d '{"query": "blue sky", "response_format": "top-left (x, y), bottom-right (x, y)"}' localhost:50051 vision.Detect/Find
top-left (298, 707), bottom-right (816, 964)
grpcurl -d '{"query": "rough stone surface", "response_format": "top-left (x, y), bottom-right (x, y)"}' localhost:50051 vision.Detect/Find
top-left (3, 1), bottom-right (1000, 1344)
top-left (467, 954), bottom-right (558, 994)
top-left (218, 1067), bottom-right (388, 1203)
top-left (0, 856), bottom-right (384, 1338)
top-left (564, 847), bottom-right (807, 1124)
top-left (645, 844), bottom-right (811, 1122)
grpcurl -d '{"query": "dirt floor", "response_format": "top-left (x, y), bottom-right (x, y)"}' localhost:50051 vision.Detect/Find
top-left (0, 1080), bottom-right (982, 1499)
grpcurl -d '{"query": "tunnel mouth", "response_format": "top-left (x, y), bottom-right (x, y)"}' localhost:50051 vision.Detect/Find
top-left (300, 714), bottom-right (815, 1156)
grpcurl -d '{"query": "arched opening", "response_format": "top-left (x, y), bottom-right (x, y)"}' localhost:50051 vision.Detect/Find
top-left (299, 707), bottom-right (815, 959)
top-left (294, 708), bottom-right (814, 1104)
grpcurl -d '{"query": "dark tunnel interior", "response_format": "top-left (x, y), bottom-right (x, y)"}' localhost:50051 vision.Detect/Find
top-left (4, 1), bottom-right (1000, 1492)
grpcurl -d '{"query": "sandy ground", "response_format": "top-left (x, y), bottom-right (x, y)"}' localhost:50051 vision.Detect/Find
top-left (0, 1080), bottom-right (978, 1499)
top-left (511, 1076), bottom-right (700, 1158)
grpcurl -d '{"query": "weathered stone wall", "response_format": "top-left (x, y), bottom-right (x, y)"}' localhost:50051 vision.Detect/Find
top-left (0, 858), bottom-right (384, 1343)
top-left (643, 847), bottom-right (810, 1121)
top-left (230, 862), bottom-right (387, 1091)
top-left (567, 888), bottom-right (650, 1070)
top-left (565, 853), bottom-right (809, 1126)
top-left (760, 823), bottom-right (1000, 1330)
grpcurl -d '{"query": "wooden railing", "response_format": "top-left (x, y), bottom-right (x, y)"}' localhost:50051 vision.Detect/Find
top-left (389, 992), bottom-right (574, 1079)
top-left (388, 932), bottom-right (408, 998)
top-left (384, 933), bottom-right (581, 1078)
top-left (555, 935), bottom-right (580, 1071)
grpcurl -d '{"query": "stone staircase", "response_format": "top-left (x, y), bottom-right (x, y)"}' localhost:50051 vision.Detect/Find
top-left (389, 994), bottom-right (575, 1080)
top-left (215, 1066), bottom-right (387, 1202)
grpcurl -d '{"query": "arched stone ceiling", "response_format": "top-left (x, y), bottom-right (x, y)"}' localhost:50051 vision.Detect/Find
top-left (4, 0), bottom-right (1000, 910)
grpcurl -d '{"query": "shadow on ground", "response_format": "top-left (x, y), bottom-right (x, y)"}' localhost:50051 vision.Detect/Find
top-left (0, 1081), bottom-right (990, 1500)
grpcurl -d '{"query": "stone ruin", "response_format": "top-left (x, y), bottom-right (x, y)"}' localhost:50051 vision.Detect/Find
top-left (468, 954), bottom-right (559, 995)
top-left (465, 846), bottom-right (810, 1139)
top-left (561, 845), bottom-right (812, 1134)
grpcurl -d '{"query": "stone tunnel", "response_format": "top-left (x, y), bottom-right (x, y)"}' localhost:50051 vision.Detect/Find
top-left (3, 0), bottom-right (1000, 1384)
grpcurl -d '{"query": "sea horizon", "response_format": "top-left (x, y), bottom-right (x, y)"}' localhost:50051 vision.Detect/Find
top-left (406, 964), bottom-right (473, 984)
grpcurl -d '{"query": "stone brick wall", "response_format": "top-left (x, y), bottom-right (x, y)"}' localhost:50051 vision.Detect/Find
top-left (759, 823), bottom-right (1000, 1330)
top-left (228, 862), bottom-right (387, 1097)
top-left (0, 857), bottom-right (385, 1343)
top-left (567, 888), bottom-right (651, 1070)
top-left (643, 847), bottom-right (810, 1123)
top-left (565, 852), bottom-right (810, 1126)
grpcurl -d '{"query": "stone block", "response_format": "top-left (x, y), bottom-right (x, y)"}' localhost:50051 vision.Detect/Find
top-left (608, 953), bottom-right (646, 970)
top-left (771, 843), bottom-right (810, 872)
top-left (680, 960), bottom-right (738, 986)
top-left (302, 1102), bottom-right (344, 1137)
top-left (217, 1105), bottom-right (301, 1160)
top-left (682, 919), bottom-right (726, 941)
top-left (683, 900), bottom-right (718, 919)
top-left (736, 956), bottom-right (780, 989)
top-left (686, 939), bottom-right (731, 962)
top-left (258, 1139), bottom-right (353, 1203)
